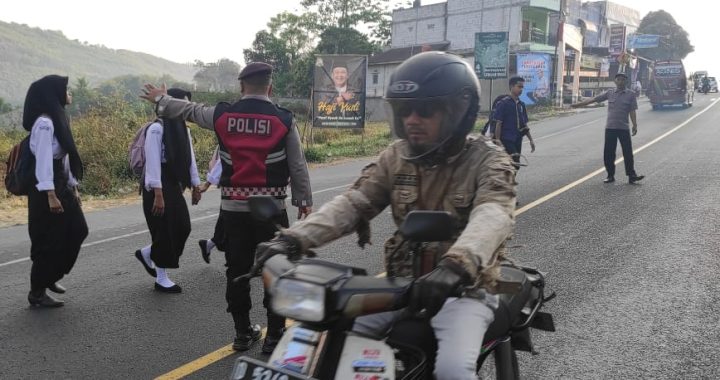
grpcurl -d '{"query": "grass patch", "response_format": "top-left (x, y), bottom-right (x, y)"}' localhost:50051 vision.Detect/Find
top-left (1, 112), bottom-right (496, 202)
top-left (298, 122), bottom-right (393, 163)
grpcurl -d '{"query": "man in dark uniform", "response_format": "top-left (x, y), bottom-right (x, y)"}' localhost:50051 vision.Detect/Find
top-left (140, 62), bottom-right (313, 353)
top-left (492, 76), bottom-right (536, 170)
top-left (571, 72), bottom-right (645, 184)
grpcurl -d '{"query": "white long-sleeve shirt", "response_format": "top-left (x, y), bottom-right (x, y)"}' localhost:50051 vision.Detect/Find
top-left (143, 122), bottom-right (201, 190)
top-left (29, 116), bottom-right (79, 191)
top-left (206, 158), bottom-right (222, 185)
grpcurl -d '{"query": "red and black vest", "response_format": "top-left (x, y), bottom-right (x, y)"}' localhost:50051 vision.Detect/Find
top-left (213, 98), bottom-right (293, 200)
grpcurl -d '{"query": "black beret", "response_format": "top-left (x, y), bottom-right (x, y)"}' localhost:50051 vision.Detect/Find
top-left (238, 62), bottom-right (273, 80)
top-left (615, 72), bottom-right (628, 78)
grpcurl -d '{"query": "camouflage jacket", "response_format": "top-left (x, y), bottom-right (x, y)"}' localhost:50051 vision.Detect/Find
top-left (282, 137), bottom-right (517, 290)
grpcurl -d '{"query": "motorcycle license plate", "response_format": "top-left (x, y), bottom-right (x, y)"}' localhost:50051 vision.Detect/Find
top-left (230, 357), bottom-right (316, 380)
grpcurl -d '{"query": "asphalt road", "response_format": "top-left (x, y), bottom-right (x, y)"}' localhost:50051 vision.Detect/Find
top-left (2, 95), bottom-right (719, 379)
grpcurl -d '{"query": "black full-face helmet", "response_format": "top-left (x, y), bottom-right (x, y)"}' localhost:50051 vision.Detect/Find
top-left (385, 51), bottom-right (481, 162)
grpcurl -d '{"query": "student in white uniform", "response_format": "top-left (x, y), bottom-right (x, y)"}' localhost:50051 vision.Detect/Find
top-left (24, 75), bottom-right (88, 308)
top-left (198, 154), bottom-right (224, 264)
top-left (133, 88), bottom-right (202, 293)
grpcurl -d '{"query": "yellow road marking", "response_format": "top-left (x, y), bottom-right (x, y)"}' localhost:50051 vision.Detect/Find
top-left (154, 98), bottom-right (720, 379)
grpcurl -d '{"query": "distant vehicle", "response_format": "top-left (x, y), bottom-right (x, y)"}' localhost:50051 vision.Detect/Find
top-left (692, 71), bottom-right (708, 90)
top-left (647, 60), bottom-right (694, 110)
top-left (708, 76), bottom-right (719, 92)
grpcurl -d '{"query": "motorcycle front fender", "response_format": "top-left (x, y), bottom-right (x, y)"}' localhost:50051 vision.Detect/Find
top-left (334, 333), bottom-right (397, 380)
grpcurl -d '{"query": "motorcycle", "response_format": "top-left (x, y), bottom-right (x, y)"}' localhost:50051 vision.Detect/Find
top-left (701, 82), bottom-right (710, 94)
top-left (230, 195), bottom-right (556, 380)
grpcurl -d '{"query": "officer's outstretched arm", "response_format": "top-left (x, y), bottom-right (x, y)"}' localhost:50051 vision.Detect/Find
top-left (155, 96), bottom-right (216, 130)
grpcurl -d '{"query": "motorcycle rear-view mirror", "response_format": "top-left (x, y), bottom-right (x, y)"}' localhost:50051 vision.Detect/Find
top-left (248, 195), bottom-right (282, 222)
top-left (399, 210), bottom-right (455, 242)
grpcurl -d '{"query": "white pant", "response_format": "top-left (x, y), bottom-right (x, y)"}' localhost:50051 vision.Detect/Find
top-left (353, 294), bottom-right (499, 380)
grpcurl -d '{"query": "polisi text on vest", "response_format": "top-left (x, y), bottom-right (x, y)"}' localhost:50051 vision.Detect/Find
top-left (226, 117), bottom-right (272, 136)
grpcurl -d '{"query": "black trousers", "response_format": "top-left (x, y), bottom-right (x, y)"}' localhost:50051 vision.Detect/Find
top-left (211, 212), bottom-right (226, 252)
top-left (28, 184), bottom-right (88, 292)
top-left (604, 129), bottom-right (637, 177)
top-left (142, 167), bottom-right (191, 269)
top-left (501, 137), bottom-right (523, 170)
top-left (222, 208), bottom-right (289, 330)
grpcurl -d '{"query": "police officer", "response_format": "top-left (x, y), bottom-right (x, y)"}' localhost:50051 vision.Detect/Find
top-left (255, 52), bottom-right (517, 379)
top-left (140, 62), bottom-right (313, 352)
top-left (571, 72), bottom-right (644, 184)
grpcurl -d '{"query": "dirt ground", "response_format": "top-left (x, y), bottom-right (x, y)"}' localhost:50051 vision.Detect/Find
top-left (0, 193), bottom-right (141, 228)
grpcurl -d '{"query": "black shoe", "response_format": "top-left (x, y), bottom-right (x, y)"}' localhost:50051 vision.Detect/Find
top-left (198, 240), bottom-right (211, 264)
top-left (262, 328), bottom-right (286, 354)
top-left (48, 283), bottom-right (66, 294)
top-left (154, 282), bottom-right (182, 293)
top-left (135, 250), bottom-right (157, 277)
top-left (603, 176), bottom-right (615, 183)
top-left (233, 324), bottom-right (262, 351)
top-left (629, 175), bottom-right (645, 184)
top-left (28, 290), bottom-right (64, 308)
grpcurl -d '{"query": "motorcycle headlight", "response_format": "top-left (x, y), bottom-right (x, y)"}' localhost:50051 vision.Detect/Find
top-left (271, 279), bottom-right (326, 322)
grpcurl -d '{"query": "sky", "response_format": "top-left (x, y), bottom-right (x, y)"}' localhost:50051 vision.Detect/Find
top-left (1, 0), bottom-right (715, 73)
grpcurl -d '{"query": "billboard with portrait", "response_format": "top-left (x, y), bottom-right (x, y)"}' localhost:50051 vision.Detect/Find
top-left (516, 53), bottom-right (552, 105)
top-left (312, 55), bottom-right (367, 129)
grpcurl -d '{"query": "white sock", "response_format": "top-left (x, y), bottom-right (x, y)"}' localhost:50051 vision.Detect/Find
top-left (155, 267), bottom-right (176, 288)
top-left (206, 239), bottom-right (216, 253)
top-left (140, 245), bottom-right (154, 268)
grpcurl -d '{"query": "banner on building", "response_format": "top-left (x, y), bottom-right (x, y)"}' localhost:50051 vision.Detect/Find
top-left (474, 32), bottom-right (509, 79)
top-left (516, 53), bottom-right (552, 105)
top-left (312, 55), bottom-right (367, 129)
top-left (600, 58), bottom-right (610, 77)
top-left (609, 24), bottom-right (627, 57)
top-left (563, 23), bottom-right (584, 51)
top-left (628, 34), bottom-right (660, 49)
top-left (581, 54), bottom-right (601, 69)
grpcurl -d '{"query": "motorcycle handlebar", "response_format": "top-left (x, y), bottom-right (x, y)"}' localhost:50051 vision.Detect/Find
top-left (231, 249), bottom-right (318, 284)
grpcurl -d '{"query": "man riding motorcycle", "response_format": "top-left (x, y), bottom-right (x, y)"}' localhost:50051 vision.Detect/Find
top-left (257, 51), bottom-right (517, 379)
top-left (701, 76), bottom-right (711, 94)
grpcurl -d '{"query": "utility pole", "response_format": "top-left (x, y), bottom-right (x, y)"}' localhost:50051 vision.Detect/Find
top-left (554, 0), bottom-right (567, 107)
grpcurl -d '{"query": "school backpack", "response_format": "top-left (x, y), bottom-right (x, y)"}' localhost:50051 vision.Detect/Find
top-left (4, 135), bottom-right (36, 196)
top-left (482, 95), bottom-right (512, 137)
top-left (128, 119), bottom-right (162, 177)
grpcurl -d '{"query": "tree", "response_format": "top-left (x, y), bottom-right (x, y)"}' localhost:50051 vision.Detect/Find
top-left (243, 31), bottom-right (291, 72)
top-left (301, 0), bottom-right (388, 31)
top-left (67, 77), bottom-right (98, 116)
top-left (193, 59), bottom-right (241, 92)
top-left (315, 27), bottom-right (378, 55)
top-left (371, 15), bottom-right (392, 47)
top-left (636, 10), bottom-right (694, 61)
top-left (267, 12), bottom-right (318, 61)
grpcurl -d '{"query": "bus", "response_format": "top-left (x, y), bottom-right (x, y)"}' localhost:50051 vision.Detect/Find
top-left (647, 60), bottom-right (694, 110)
top-left (692, 70), bottom-right (708, 89)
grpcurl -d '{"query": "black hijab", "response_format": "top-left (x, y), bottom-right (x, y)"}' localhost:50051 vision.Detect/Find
top-left (22, 75), bottom-right (83, 180)
top-left (162, 88), bottom-right (193, 189)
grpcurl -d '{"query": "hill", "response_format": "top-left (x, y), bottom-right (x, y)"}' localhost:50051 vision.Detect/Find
top-left (0, 20), bottom-right (196, 106)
